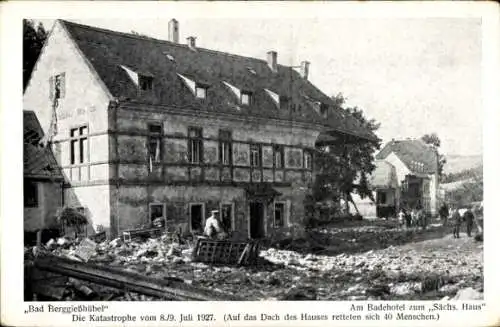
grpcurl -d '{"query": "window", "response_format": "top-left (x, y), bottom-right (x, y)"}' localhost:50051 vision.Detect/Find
top-left (149, 203), bottom-right (166, 222)
top-left (139, 75), bottom-right (153, 91)
top-left (189, 203), bottom-right (205, 233)
top-left (304, 150), bottom-right (313, 170)
top-left (319, 103), bottom-right (328, 118)
top-left (70, 125), bottom-right (88, 165)
top-left (195, 84), bottom-right (207, 99)
top-left (188, 127), bottom-right (203, 164)
top-left (274, 202), bottom-right (285, 227)
top-left (274, 145), bottom-right (284, 168)
top-left (148, 123), bottom-right (162, 169)
top-left (220, 203), bottom-right (233, 231)
top-left (377, 192), bottom-right (387, 205)
top-left (24, 180), bottom-right (38, 208)
top-left (241, 91), bottom-right (252, 105)
top-left (219, 130), bottom-right (232, 165)
top-left (250, 144), bottom-right (261, 167)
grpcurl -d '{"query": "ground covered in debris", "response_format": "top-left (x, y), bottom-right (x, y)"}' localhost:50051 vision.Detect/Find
top-left (26, 220), bottom-right (483, 301)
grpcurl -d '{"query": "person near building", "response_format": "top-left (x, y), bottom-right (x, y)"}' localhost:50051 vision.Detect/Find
top-left (451, 208), bottom-right (462, 238)
top-left (439, 203), bottom-right (449, 226)
top-left (203, 210), bottom-right (227, 240)
top-left (463, 207), bottom-right (475, 237)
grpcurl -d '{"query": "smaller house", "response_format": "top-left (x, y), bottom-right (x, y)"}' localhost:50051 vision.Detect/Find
top-left (376, 139), bottom-right (439, 215)
top-left (24, 111), bottom-right (64, 231)
top-left (350, 160), bottom-right (399, 219)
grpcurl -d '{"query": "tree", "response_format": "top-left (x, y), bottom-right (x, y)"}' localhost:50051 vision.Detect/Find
top-left (420, 133), bottom-right (446, 180)
top-left (312, 94), bottom-right (381, 215)
top-left (23, 20), bottom-right (48, 91)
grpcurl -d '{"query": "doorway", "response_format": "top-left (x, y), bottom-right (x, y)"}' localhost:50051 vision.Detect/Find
top-left (189, 203), bottom-right (204, 233)
top-left (249, 202), bottom-right (265, 239)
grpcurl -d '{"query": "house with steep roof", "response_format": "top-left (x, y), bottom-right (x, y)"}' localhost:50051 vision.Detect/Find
top-left (23, 19), bottom-right (375, 238)
top-left (349, 160), bottom-right (399, 219)
top-left (24, 111), bottom-right (64, 231)
top-left (376, 139), bottom-right (439, 215)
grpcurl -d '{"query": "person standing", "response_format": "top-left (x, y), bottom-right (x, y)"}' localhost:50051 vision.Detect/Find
top-left (463, 207), bottom-right (475, 237)
top-left (439, 203), bottom-right (449, 226)
top-left (451, 208), bottom-right (462, 238)
top-left (203, 210), bottom-right (227, 240)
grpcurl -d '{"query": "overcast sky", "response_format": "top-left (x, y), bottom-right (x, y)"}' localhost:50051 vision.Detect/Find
top-left (38, 17), bottom-right (482, 156)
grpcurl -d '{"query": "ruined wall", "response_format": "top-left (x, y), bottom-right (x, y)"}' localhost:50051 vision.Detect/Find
top-left (64, 185), bottom-right (111, 234)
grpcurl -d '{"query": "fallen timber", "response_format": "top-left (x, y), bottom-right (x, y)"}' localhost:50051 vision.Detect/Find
top-left (192, 238), bottom-right (260, 265)
top-left (30, 254), bottom-right (242, 301)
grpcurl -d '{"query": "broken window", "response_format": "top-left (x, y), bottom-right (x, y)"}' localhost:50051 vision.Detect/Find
top-left (149, 203), bottom-right (166, 223)
top-left (241, 91), bottom-right (252, 105)
top-left (147, 123), bottom-right (162, 169)
top-left (50, 73), bottom-right (65, 101)
top-left (24, 180), bottom-right (38, 208)
top-left (195, 84), bottom-right (207, 99)
top-left (274, 145), bottom-right (284, 168)
top-left (188, 127), bottom-right (203, 164)
top-left (304, 150), bottom-right (313, 170)
top-left (219, 130), bottom-right (232, 165)
top-left (220, 203), bottom-right (233, 231)
top-left (139, 75), bottom-right (153, 91)
top-left (274, 202), bottom-right (285, 227)
top-left (250, 144), bottom-right (261, 167)
top-left (70, 125), bottom-right (88, 165)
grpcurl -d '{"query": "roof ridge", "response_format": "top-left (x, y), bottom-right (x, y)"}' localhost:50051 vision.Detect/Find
top-left (59, 19), bottom-right (294, 69)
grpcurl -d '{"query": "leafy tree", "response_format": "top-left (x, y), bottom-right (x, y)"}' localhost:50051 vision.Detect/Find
top-left (313, 93), bottom-right (381, 215)
top-left (23, 20), bottom-right (47, 91)
top-left (420, 133), bottom-right (446, 180)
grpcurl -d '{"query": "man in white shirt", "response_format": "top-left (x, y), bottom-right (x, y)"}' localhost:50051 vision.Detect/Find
top-left (204, 210), bottom-right (224, 239)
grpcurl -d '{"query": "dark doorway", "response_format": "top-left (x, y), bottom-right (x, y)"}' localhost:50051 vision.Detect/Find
top-left (249, 202), bottom-right (265, 239)
top-left (190, 204), bottom-right (203, 233)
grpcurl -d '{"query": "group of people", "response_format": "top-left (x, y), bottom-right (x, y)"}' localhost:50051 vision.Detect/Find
top-left (439, 203), bottom-right (476, 238)
top-left (397, 205), bottom-right (428, 229)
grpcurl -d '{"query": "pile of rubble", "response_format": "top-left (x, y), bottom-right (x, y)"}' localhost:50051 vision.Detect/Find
top-left (25, 224), bottom-right (483, 301)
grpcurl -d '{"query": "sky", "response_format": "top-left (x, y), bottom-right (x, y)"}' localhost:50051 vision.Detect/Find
top-left (37, 17), bottom-right (482, 156)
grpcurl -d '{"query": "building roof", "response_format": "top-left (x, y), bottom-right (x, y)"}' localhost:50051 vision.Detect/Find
top-left (24, 111), bottom-right (64, 180)
top-left (376, 139), bottom-right (438, 174)
top-left (370, 160), bottom-right (397, 188)
top-left (59, 20), bottom-right (376, 141)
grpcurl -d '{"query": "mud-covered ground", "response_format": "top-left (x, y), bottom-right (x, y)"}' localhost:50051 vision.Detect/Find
top-left (27, 220), bottom-right (483, 301)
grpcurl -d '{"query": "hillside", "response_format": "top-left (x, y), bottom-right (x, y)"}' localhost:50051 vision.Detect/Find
top-left (444, 155), bottom-right (482, 174)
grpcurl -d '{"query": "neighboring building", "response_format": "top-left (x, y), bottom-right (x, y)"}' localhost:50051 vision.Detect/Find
top-left (23, 19), bottom-right (374, 238)
top-left (349, 160), bottom-right (399, 219)
top-left (24, 111), bottom-right (64, 231)
top-left (376, 139), bottom-right (440, 215)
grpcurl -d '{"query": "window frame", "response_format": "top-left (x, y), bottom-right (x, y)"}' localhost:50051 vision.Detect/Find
top-left (274, 145), bottom-right (284, 168)
top-left (250, 144), bottom-right (261, 167)
top-left (273, 201), bottom-right (286, 228)
top-left (24, 180), bottom-right (39, 208)
top-left (69, 124), bottom-right (89, 165)
top-left (219, 130), bottom-right (232, 166)
top-left (147, 123), bottom-right (163, 167)
top-left (138, 75), bottom-right (154, 92)
top-left (219, 202), bottom-right (235, 232)
top-left (304, 150), bottom-right (313, 170)
top-left (195, 84), bottom-right (208, 99)
top-left (188, 202), bottom-right (206, 233)
top-left (188, 127), bottom-right (203, 164)
top-left (240, 91), bottom-right (252, 106)
top-left (149, 203), bottom-right (166, 222)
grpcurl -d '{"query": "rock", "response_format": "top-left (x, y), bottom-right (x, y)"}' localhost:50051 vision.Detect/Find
top-left (453, 287), bottom-right (483, 300)
top-left (109, 238), bottom-right (122, 247)
top-left (46, 239), bottom-right (56, 248)
top-left (172, 257), bottom-right (184, 264)
top-left (56, 237), bottom-right (69, 246)
top-left (281, 286), bottom-right (317, 300)
top-left (439, 284), bottom-right (459, 294)
top-left (366, 284), bottom-right (390, 297)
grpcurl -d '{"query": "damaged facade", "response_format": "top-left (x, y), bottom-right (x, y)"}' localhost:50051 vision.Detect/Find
top-left (23, 19), bottom-right (374, 238)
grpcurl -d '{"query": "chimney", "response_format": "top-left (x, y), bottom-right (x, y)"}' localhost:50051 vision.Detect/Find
top-left (187, 36), bottom-right (196, 50)
top-left (168, 19), bottom-right (179, 43)
top-left (267, 51), bottom-right (278, 73)
top-left (300, 61), bottom-right (310, 80)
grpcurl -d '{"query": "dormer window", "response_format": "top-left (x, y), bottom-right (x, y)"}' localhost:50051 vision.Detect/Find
top-left (195, 84), bottom-right (207, 99)
top-left (139, 75), bottom-right (153, 91)
top-left (279, 96), bottom-right (290, 110)
top-left (241, 91), bottom-right (252, 105)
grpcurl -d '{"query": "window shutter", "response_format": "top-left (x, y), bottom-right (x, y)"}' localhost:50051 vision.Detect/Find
top-left (49, 76), bottom-right (54, 100)
top-left (59, 73), bottom-right (66, 98)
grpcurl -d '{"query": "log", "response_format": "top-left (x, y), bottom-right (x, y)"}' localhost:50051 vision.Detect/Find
top-left (33, 254), bottom-right (241, 301)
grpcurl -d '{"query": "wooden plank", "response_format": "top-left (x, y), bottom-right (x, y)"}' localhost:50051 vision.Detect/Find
top-left (33, 254), bottom-right (241, 301)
